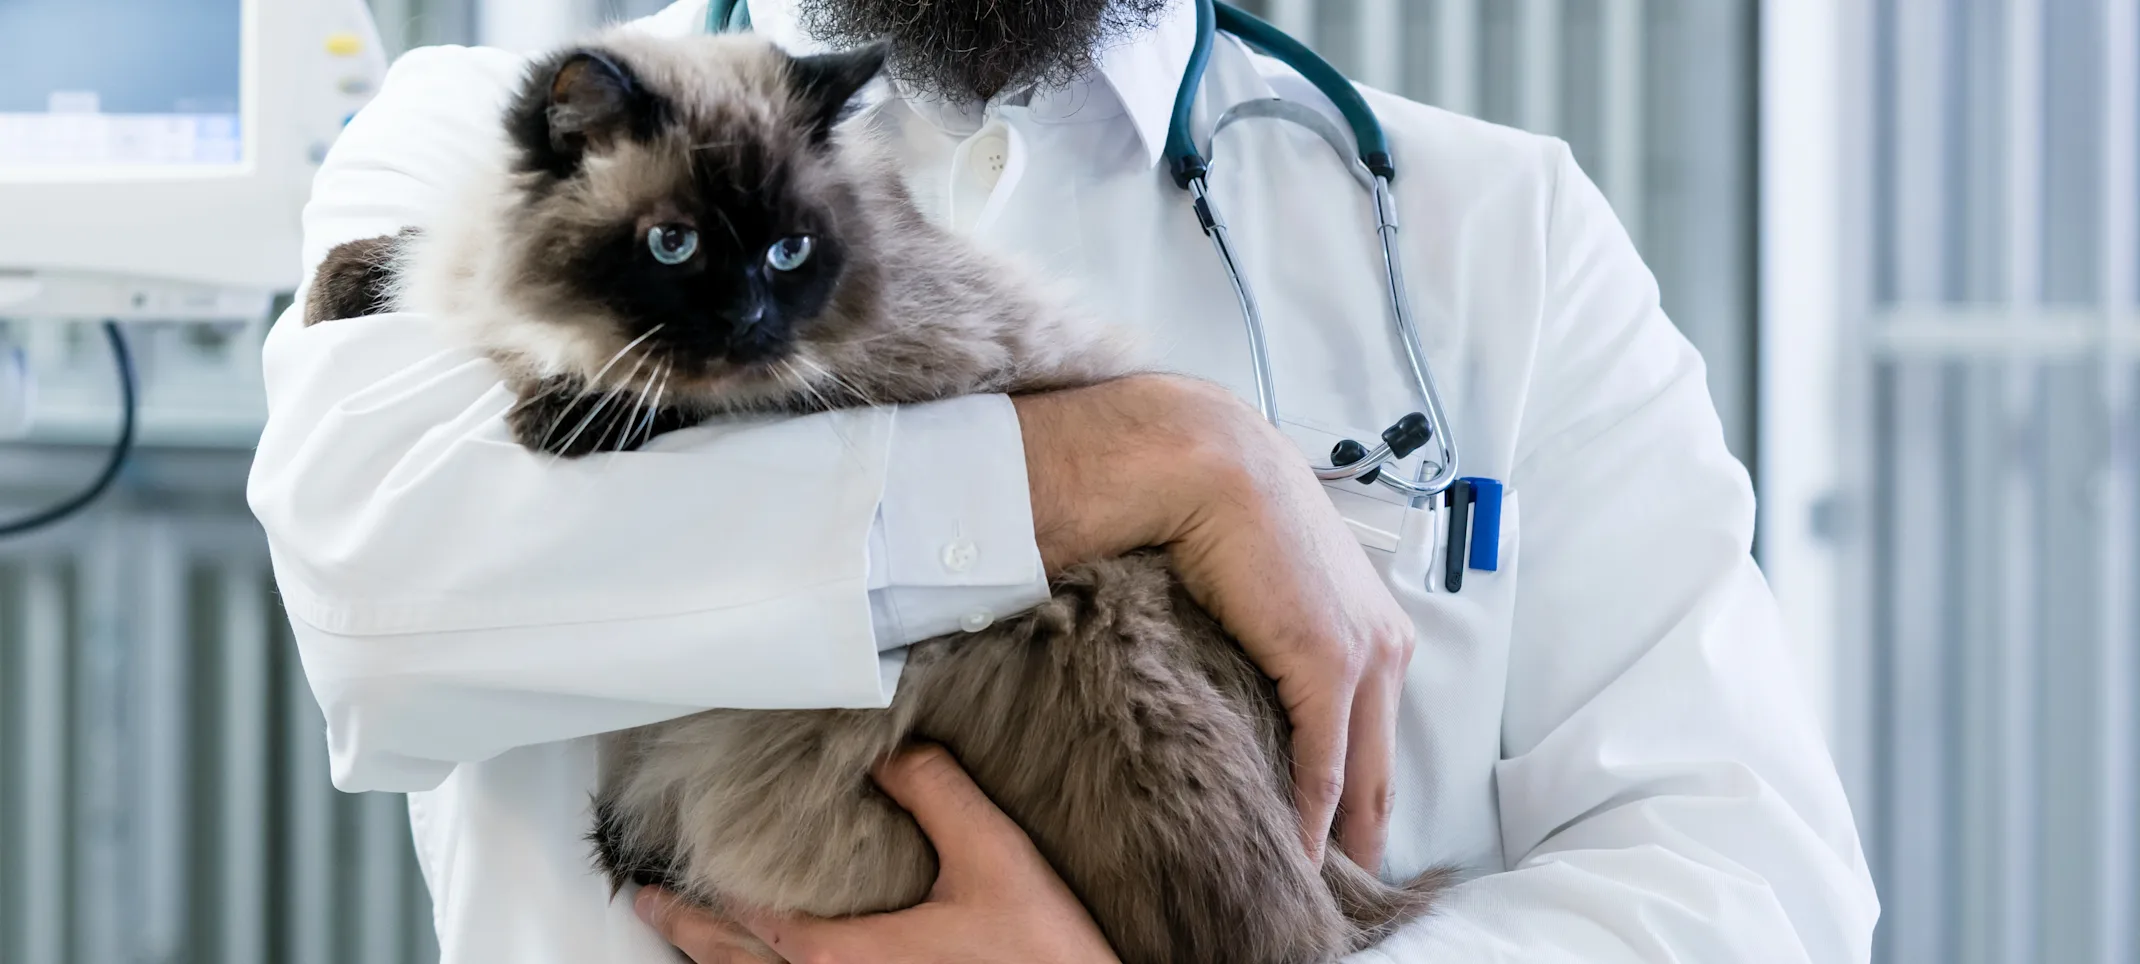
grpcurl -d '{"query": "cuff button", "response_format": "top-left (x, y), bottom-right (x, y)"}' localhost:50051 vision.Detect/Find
top-left (940, 539), bottom-right (979, 573)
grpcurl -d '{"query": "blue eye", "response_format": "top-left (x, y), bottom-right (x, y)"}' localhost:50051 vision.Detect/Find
top-left (648, 225), bottom-right (698, 265)
top-left (766, 235), bottom-right (814, 272)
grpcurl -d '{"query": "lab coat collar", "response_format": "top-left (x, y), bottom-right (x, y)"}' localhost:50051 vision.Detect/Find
top-left (692, 0), bottom-right (1196, 169)
top-left (1092, 1), bottom-right (1198, 169)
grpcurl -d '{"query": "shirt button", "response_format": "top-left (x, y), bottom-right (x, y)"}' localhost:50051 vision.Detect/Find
top-left (940, 539), bottom-right (979, 573)
top-left (974, 134), bottom-right (1008, 175)
top-left (960, 610), bottom-right (995, 633)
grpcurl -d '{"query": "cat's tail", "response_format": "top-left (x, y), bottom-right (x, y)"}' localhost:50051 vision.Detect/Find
top-left (1324, 855), bottom-right (1459, 951)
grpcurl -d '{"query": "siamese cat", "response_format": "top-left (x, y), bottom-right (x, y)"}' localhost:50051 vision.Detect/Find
top-left (305, 30), bottom-right (1447, 964)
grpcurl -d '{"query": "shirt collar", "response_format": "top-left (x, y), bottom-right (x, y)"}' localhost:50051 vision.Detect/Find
top-left (692, 0), bottom-right (1196, 168)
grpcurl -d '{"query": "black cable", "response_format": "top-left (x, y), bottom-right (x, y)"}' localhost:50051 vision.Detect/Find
top-left (0, 321), bottom-right (138, 538)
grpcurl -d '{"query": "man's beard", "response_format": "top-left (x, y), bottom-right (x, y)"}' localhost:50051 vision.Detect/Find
top-left (795, 0), bottom-right (1174, 102)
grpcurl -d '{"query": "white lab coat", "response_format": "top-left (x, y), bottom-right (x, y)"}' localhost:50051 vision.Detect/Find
top-left (247, 1), bottom-right (1880, 961)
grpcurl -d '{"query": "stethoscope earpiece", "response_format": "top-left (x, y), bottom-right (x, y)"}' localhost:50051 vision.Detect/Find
top-left (1330, 412), bottom-right (1431, 488)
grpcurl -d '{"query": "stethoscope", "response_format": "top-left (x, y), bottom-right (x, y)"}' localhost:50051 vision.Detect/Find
top-left (705, 0), bottom-right (1504, 590)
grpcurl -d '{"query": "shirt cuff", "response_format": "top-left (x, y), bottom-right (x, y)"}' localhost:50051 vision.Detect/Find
top-left (865, 395), bottom-right (1050, 649)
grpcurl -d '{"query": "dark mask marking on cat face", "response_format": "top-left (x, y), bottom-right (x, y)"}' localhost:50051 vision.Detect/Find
top-left (557, 146), bottom-right (855, 375)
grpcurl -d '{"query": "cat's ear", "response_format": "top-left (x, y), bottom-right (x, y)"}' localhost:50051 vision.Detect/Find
top-left (788, 42), bottom-right (889, 140)
top-left (509, 48), bottom-right (657, 175)
top-left (546, 51), bottom-right (646, 152)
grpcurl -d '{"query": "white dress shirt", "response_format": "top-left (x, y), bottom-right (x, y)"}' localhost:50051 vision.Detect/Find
top-left (247, 1), bottom-right (1880, 961)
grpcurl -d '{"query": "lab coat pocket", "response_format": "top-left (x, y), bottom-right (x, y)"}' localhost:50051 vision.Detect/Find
top-left (1391, 502), bottom-right (1440, 591)
top-left (1391, 489), bottom-right (1519, 601)
top-left (1275, 419), bottom-right (1438, 583)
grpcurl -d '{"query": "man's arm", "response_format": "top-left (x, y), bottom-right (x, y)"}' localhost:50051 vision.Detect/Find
top-left (1358, 146), bottom-right (1877, 962)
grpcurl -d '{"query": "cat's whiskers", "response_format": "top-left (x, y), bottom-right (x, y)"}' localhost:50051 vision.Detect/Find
top-left (793, 353), bottom-right (878, 408)
top-left (783, 355), bottom-right (838, 411)
top-left (589, 389), bottom-right (634, 456)
top-left (586, 325), bottom-right (668, 388)
top-left (537, 325), bottom-right (667, 457)
top-left (634, 361), bottom-right (673, 448)
top-left (513, 381), bottom-right (573, 452)
top-left (613, 355), bottom-right (668, 453)
top-left (623, 360), bottom-right (672, 451)
top-left (552, 342), bottom-right (657, 460)
top-left (532, 379), bottom-right (592, 455)
top-left (777, 358), bottom-right (820, 411)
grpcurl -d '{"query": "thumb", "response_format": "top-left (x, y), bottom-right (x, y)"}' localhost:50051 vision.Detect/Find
top-left (872, 744), bottom-right (1030, 881)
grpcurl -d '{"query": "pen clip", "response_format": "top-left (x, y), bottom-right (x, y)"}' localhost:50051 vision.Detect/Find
top-left (1441, 479), bottom-right (1473, 593)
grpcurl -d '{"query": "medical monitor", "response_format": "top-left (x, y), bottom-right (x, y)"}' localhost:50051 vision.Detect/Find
top-left (0, 0), bottom-right (386, 446)
top-left (0, 0), bottom-right (386, 296)
top-left (0, 0), bottom-right (247, 171)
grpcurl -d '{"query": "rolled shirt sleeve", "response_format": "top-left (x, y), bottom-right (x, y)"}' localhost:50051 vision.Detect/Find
top-left (1353, 145), bottom-right (1877, 962)
top-left (249, 43), bottom-right (1044, 794)
top-left (866, 394), bottom-right (1051, 645)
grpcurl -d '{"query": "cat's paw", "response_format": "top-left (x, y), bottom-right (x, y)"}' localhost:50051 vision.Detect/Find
top-left (506, 377), bottom-right (697, 457)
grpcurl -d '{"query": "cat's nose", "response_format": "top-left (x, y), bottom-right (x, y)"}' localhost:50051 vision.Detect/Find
top-left (724, 301), bottom-right (787, 364)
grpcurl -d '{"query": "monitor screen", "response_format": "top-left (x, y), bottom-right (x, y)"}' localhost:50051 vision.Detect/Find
top-left (0, 0), bottom-right (244, 170)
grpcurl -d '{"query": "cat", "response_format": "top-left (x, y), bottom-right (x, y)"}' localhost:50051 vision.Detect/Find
top-left (304, 30), bottom-right (1449, 964)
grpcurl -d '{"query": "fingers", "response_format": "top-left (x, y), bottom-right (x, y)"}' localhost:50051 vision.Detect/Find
top-left (739, 908), bottom-right (917, 964)
top-left (639, 887), bottom-right (927, 964)
top-left (636, 888), bottom-right (775, 964)
top-left (1335, 665), bottom-right (1402, 871)
top-left (1282, 683), bottom-right (1353, 866)
top-left (870, 744), bottom-right (1029, 880)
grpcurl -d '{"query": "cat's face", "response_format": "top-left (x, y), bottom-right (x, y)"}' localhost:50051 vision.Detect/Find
top-left (490, 35), bottom-right (890, 417)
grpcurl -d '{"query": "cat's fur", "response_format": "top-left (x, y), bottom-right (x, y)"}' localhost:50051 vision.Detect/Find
top-left (305, 30), bottom-right (1449, 964)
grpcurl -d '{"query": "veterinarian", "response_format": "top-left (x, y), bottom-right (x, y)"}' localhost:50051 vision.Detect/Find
top-left (247, 0), bottom-right (1879, 961)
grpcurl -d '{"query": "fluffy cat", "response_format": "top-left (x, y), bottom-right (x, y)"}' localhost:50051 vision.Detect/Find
top-left (305, 30), bottom-right (1448, 964)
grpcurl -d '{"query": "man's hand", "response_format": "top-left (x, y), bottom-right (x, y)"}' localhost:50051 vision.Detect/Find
top-left (1013, 375), bottom-right (1416, 870)
top-left (636, 745), bottom-right (1120, 964)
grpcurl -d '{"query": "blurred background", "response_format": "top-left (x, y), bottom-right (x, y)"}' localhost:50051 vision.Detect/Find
top-left (0, 0), bottom-right (2130, 962)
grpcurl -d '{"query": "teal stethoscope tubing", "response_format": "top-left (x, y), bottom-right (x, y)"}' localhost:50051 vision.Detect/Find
top-left (702, 0), bottom-right (1460, 502)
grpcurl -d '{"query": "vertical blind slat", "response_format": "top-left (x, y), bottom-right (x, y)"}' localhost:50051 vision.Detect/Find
top-left (73, 530), bottom-right (127, 964)
top-left (2094, 4), bottom-right (2138, 964)
top-left (286, 615), bottom-right (339, 964)
top-left (1434, 0), bottom-right (1480, 119)
top-left (1356, 0), bottom-right (1402, 92)
top-left (135, 522), bottom-right (190, 961)
top-left (15, 563), bottom-right (69, 964)
top-left (219, 565), bottom-right (272, 964)
top-left (1599, 0), bottom-right (1643, 243)
top-left (1516, 0), bottom-right (1561, 135)
top-left (1999, 4), bottom-right (2045, 963)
